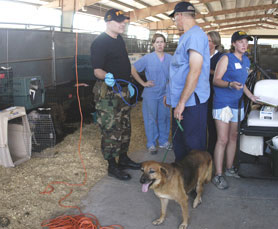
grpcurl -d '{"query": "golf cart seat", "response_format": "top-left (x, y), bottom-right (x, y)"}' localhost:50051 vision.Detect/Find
top-left (238, 79), bottom-right (278, 177)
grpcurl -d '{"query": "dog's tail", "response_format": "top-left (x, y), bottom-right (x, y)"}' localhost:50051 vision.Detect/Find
top-left (205, 159), bottom-right (213, 183)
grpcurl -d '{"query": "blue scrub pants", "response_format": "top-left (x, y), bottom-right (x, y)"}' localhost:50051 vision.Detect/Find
top-left (172, 98), bottom-right (208, 162)
top-left (142, 97), bottom-right (170, 148)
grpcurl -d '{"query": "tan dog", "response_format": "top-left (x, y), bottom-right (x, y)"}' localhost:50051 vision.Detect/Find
top-left (140, 150), bottom-right (212, 229)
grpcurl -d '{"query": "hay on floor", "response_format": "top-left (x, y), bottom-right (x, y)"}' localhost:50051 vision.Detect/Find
top-left (0, 102), bottom-right (146, 229)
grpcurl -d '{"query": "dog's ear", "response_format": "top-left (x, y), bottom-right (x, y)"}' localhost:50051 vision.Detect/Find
top-left (160, 166), bottom-right (168, 177)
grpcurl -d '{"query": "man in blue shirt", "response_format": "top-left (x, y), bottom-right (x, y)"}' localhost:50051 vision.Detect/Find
top-left (168, 1), bottom-right (210, 161)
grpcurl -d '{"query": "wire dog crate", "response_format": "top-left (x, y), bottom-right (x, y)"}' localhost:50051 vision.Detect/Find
top-left (27, 111), bottom-right (56, 152)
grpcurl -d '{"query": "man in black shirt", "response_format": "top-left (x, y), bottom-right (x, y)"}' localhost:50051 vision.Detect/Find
top-left (91, 9), bottom-right (140, 180)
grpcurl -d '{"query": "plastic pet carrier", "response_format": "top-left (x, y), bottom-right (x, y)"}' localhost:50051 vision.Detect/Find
top-left (0, 106), bottom-right (32, 167)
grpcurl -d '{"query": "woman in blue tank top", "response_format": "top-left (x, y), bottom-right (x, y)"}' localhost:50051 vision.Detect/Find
top-left (211, 31), bottom-right (259, 190)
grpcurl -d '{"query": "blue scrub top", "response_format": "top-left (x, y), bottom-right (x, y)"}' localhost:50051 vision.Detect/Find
top-left (213, 53), bottom-right (250, 109)
top-left (134, 52), bottom-right (172, 99)
top-left (168, 25), bottom-right (210, 107)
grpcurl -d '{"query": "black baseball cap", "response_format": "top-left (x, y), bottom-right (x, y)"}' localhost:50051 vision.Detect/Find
top-left (104, 9), bottom-right (130, 22)
top-left (169, 1), bottom-right (195, 17)
top-left (231, 31), bottom-right (253, 43)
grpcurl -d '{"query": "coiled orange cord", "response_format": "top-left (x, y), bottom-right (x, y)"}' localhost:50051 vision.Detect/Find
top-left (41, 213), bottom-right (124, 229)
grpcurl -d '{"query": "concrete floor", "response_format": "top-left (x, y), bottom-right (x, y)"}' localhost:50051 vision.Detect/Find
top-left (80, 148), bottom-right (278, 229)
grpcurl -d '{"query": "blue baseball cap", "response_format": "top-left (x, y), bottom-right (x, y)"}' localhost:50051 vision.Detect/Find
top-left (104, 9), bottom-right (130, 22)
top-left (169, 1), bottom-right (195, 17)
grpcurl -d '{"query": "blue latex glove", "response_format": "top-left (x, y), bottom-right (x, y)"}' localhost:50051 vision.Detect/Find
top-left (128, 83), bottom-right (135, 98)
top-left (105, 73), bottom-right (115, 87)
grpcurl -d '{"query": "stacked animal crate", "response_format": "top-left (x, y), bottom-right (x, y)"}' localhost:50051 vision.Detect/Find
top-left (0, 66), bottom-right (13, 109)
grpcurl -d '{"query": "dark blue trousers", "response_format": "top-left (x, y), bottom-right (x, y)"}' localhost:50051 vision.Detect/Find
top-left (172, 98), bottom-right (208, 162)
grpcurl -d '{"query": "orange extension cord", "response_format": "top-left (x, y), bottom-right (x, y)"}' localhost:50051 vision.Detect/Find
top-left (40, 31), bottom-right (124, 229)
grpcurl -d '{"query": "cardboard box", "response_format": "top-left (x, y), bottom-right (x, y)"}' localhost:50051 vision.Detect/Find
top-left (260, 106), bottom-right (276, 120)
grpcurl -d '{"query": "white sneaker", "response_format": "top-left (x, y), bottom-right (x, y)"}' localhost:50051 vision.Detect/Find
top-left (148, 146), bottom-right (157, 155)
top-left (212, 175), bottom-right (229, 190)
top-left (159, 142), bottom-right (171, 149)
top-left (225, 167), bottom-right (240, 178)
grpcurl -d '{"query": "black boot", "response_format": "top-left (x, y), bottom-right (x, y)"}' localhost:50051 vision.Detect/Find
top-left (118, 153), bottom-right (141, 170)
top-left (108, 158), bottom-right (131, 180)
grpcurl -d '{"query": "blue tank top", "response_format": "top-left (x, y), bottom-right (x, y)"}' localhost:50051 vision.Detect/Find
top-left (213, 53), bottom-right (250, 109)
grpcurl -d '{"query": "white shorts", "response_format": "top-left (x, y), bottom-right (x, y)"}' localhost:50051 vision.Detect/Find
top-left (213, 107), bottom-right (244, 123)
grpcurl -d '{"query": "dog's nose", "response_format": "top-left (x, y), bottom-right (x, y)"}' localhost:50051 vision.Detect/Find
top-left (140, 174), bottom-right (147, 184)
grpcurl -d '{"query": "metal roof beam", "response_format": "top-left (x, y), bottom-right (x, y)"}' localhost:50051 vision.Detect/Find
top-left (109, 0), bottom-right (137, 10)
top-left (199, 14), bottom-right (277, 27)
top-left (128, 0), bottom-right (217, 22)
top-left (131, 0), bottom-right (170, 22)
top-left (43, 0), bottom-right (101, 11)
top-left (142, 4), bottom-right (278, 30)
top-left (219, 25), bottom-right (271, 34)
top-left (204, 21), bottom-right (259, 32)
top-left (197, 4), bottom-right (278, 19)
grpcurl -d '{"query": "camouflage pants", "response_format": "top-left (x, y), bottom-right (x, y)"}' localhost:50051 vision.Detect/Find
top-left (93, 81), bottom-right (131, 160)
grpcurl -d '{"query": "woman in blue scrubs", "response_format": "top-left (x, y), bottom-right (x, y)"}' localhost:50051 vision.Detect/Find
top-left (131, 33), bottom-right (172, 154)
